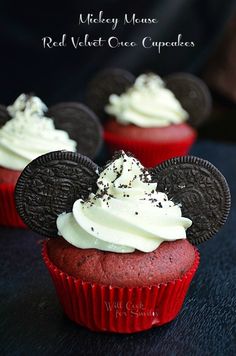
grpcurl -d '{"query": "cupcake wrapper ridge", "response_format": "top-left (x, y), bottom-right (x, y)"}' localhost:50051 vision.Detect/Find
top-left (42, 241), bottom-right (200, 333)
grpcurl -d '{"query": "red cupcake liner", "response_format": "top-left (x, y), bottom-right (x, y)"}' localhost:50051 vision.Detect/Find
top-left (0, 183), bottom-right (26, 228)
top-left (42, 241), bottom-right (200, 333)
top-left (104, 130), bottom-right (196, 168)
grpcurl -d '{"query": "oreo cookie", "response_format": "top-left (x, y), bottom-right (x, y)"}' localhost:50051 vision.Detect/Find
top-left (0, 104), bottom-right (10, 127)
top-left (47, 103), bottom-right (103, 159)
top-left (164, 73), bottom-right (212, 127)
top-left (86, 68), bottom-right (135, 120)
top-left (15, 151), bottom-right (99, 237)
top-left (150, 156), bottom-right (231, 245)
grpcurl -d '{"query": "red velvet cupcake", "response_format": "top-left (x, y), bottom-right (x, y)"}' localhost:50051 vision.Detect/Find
top-left (103, 73), bottom-right (196, 167)
top-left (15, 151), bottom-right (230, 333)
top-left (0, 94), bottom-right (77, 227)
top-left (0, 94), bottom-right (102, 228)
top-left (86, 70), bottom-right (212, 167)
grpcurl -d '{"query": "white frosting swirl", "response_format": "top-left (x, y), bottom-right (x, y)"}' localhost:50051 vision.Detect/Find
top-left (0, 94), bottom-right (77, 170)
top-left (105, 73), bottom-right (189, 127)
top-left (57, 152), bottom-right (192, 253)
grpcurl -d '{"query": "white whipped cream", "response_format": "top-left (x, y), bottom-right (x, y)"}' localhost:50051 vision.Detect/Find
top-left (105, 73), bottom-right (189, 127)
top-left (57, 152), bottom-right (192, 253)
top-left (0, 94), bottom-right (77, 170)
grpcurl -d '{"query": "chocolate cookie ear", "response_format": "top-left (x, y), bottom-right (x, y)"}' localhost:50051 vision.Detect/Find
top-left (86, 68), bottom-right (135, 120)
top-left (15, 150), bottom-right (99, 237)
top-left (164, 73), bottom-right (212, 128)
top-left (47, 103), bottom-right (103, 159)
top-left (0, 104), bottom-right (10, 127)
top-left (150, 156), bottom-right (231, 245)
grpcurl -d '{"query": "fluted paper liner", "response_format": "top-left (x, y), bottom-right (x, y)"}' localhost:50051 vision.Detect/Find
top-left (104, 130), bottom-right (196, 168)
top-left (42, 241), bottom-right (200, 333)
top-left (0, 183), bottom-right (26, 228)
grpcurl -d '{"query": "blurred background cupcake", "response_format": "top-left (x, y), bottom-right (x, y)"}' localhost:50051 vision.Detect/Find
top-left (0, 94), bottom-right (102, 228)
top-left (0, 94), bottom-right (77, 227)
top-left (103, 72), bottom-right (197, 167)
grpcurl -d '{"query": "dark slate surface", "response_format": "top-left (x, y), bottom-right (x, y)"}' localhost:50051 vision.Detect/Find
top-left (0, 140), bottom-right (236, 356)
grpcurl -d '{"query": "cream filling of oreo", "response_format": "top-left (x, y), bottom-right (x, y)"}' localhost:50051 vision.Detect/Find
top-left (57, 152), bottom-right (192, 253)
top-left (105, 73), bottom-right (189, 127)
top-left (0, 94), bottom-right (77, 170)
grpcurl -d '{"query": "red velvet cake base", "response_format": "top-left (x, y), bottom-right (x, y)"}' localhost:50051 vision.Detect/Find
top-left (43, 239), bottom-right (200, 333)
top-left (47, 238), bottom-right (196, 287)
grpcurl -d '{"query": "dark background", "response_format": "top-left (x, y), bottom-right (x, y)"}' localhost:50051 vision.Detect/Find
top-left (1, 0), bottom-right (236, 142)
top-left (0, 1), bottom-right (236, 112)
top-left (1, 0), bottom-right (236, 143)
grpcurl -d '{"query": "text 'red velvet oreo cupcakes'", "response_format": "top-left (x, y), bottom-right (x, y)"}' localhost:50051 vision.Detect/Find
top-left (0, 94), bottom-right (102, 228)
top-left (15, 150), bottom-right (230, 333)
top-left (86, 69), bottom-right (212, 167)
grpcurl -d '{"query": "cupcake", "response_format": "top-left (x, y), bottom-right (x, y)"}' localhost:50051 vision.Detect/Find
top-left (15, 150), bottom-right (230, 333)
top-left (86, 69), bottom-right (212, 167)
top-left (0, 94), bottom-right (102, 228)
